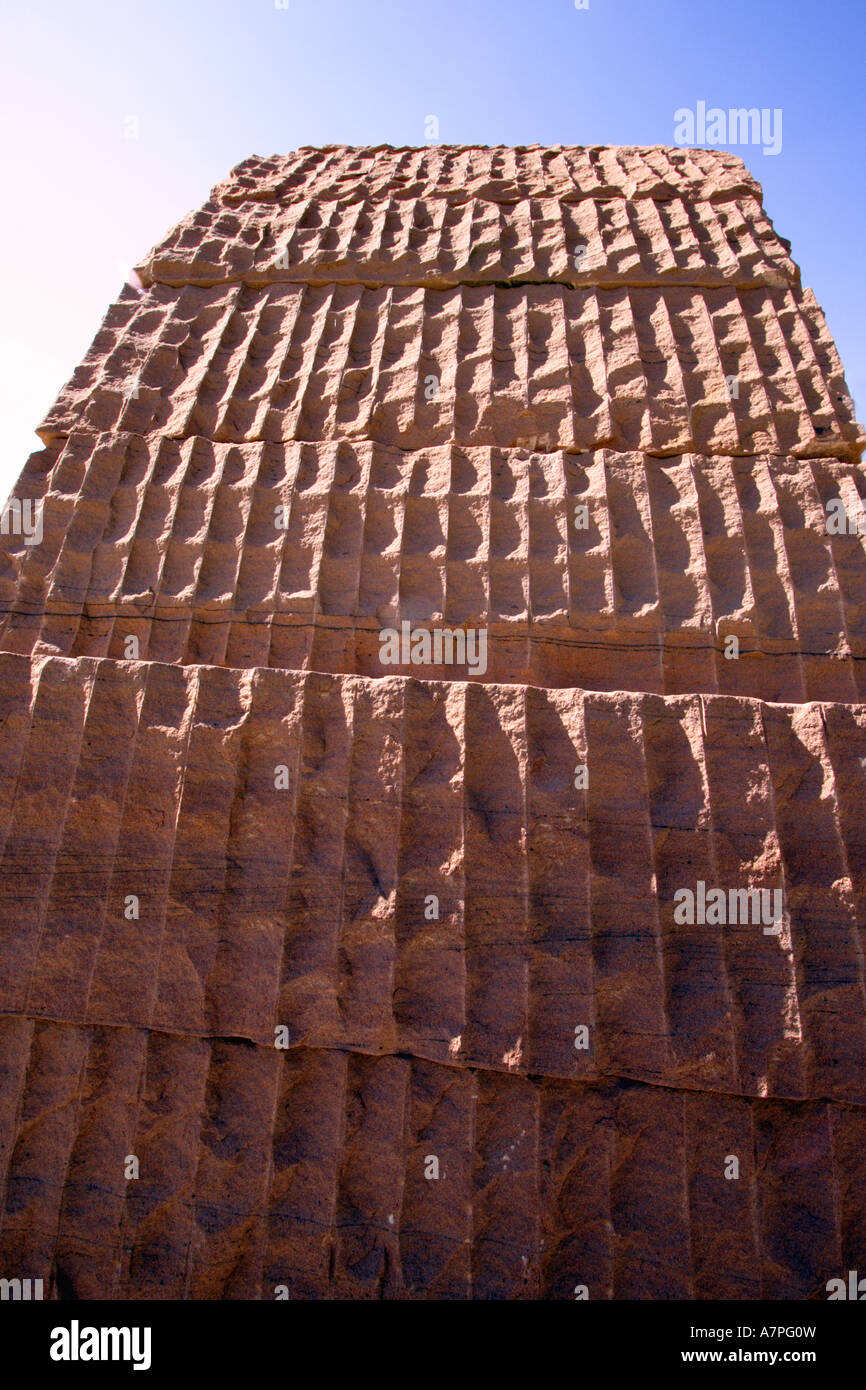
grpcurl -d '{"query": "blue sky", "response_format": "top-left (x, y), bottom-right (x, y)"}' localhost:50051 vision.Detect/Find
top-left (1, 0), bottom-right (863, 499)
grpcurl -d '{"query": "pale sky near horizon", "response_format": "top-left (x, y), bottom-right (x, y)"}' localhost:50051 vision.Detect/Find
top-left (1, 0), bottom-right (863, 503)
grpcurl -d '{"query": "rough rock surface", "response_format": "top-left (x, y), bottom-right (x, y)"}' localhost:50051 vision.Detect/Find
top-left (2, 650), bottom-right (866, 1103)
top-left (36, 281), bottom-right (862, 461)
top-left (1, 145), bottom-right (865, 1301)
top-left (4, 439), bottom-right (866, 702)
top-left (3, 1019), bottom-right (864, 1300)
top-left (211, 145), bottom-right (766, 206)
top-left (138, 194), bottom-right (798, 289)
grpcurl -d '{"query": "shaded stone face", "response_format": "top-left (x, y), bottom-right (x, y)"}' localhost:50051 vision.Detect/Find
top-left (0, 144), bottom-right (864, 1301)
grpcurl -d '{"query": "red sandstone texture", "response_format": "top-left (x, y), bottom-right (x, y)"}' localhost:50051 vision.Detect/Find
top-left (210, 145), bottom-right (766, 205)
top-left (137, 194), bottom-right (797, 289)
top-left (35, 282), bottom-right (861, 460)
top-left (0, 144), bottom-right (865, 1301)
top-left (4, 439), bottom-right (866, 702)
